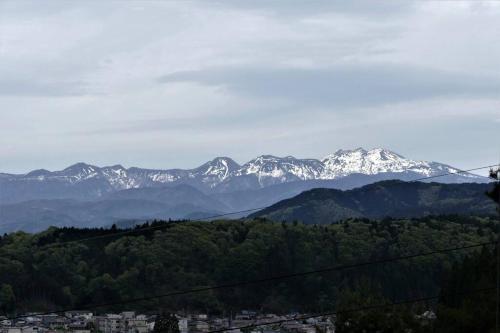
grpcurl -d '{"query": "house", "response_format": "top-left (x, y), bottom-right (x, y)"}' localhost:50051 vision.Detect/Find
top-left (95, 314), bottom-right (122, 333)
top-left (0, 320), bottom-right (12, 327)
top-left (94, 313), bottom-right (148, 333)
top-left (187, 317), bottom-right (209, 333)
top-left (68, 319), bottom-right (89, 331)
top-left (1, 328), bottom-right (22, 333)
top-left (122, 316), bottom-right (148, 333)
top-left (178, 318), bottom-right (188, 333)
top-left (1, 327), bottom-right (40, 333)
top-left (40, 315), bottom-right (68, 330)
top-left (65, 311), bottom-right (93, 321)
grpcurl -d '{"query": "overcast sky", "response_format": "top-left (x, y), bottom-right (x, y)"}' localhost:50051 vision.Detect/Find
top-left (1, 1), bottom-right (499, 173)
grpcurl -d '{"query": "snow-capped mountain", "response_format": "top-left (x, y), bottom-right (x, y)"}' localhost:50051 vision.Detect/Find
top-left (0, 148), bottom-right (492, 233)
top-left (0, 148), bottom-right (486, 204)
top-left (191, 157), bottom-right (241, 184)
top-left (320, 148), bottom-right (461, 179)
top-left (235, 155), bottom-right (325, 187)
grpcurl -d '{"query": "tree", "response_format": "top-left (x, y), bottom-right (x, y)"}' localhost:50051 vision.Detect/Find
top-left (0, 217), bottom-right (497, 314)
top-left (334, 282), bottom-right (427, 333)
top-left (435, 170), bottom-right (500, 331)
top-left (487, 168), bottom-right (499, 211)
top-left (435, 246), bottom-right (497, 332)
top-left (154, 312), bottom-right (180, 333)
top-left (0, 284), bottom-right (16, 315)
top-left (487, 183), bottom-right (499, 211)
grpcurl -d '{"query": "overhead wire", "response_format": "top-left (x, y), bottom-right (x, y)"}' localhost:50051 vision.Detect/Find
top-left (2, 163), bottom-right (499, 322)
top-left (16, 163), bottom-right (499, 251)
top-left (6, 240), bottom-right (497, 320)
top-left (206, 287), bottom-right (497, 333)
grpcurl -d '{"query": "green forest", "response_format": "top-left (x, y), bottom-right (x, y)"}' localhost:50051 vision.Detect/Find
top-left (0, 215), bottom-right (498, 330)
top-left (252, 181), bottom-right (497, 224)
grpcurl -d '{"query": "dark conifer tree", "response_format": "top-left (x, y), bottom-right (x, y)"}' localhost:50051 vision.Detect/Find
top-left (154, 312), bottom-right (180, 333)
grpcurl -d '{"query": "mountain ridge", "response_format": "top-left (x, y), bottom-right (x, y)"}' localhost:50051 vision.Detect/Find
top-left (1, 180), bottom-right (496, 234)
top-left (251, 180), bottom-right (497, 224)
top-left (0, 148), bottom-right (486, 204)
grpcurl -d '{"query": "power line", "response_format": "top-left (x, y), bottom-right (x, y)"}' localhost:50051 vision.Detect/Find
top-left (410, 165), bottom-right (497, 182)
top-left (1, 164), bottom-right (497, 322)
top-left (7, 240), bottom-right (497, 320)
top-left (32, 207), bottom-right (268, 249)
top-left (1, 165), bottom-right (498, 324)
top-left (0, 207), bottom-right (268, 231)
top-left (3, 165), bottom-right (498, 320)
top-left (206, 287), bottom-right (497, 333)
top-left (28, 163), bottom-right (498, 250)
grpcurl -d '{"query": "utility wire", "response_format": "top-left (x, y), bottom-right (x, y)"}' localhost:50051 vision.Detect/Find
top-left (32, 207), bottom-right (269, 249)
top-left (26, 163), bottom-right (499, 250)
top-left (206, 287), bottom-right (497, 333)
top-left (2, 164), bottom-right (498, 322)
top-left (7, 240), bottom-right (497, 320)
top-left (409, 165), bottom-right (497, 182)
top-left (0, 207), bottom-right (269, 230)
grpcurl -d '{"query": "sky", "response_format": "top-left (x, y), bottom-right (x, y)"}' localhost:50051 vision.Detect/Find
top-left (1, 0), bottom-right (499, 174)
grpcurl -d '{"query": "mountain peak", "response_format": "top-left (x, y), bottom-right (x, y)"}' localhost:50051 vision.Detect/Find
top-left (209, 156), bottom-right (239, 166)
top-left (63, 162), bottom-right (95, 171)
top-left (368, 148), bottom-right (405, 159)
top-left (3, 149), bottom-right (486, 199)
top-left (25, 169), bottom-right (52, 177)
top-left (194, 157), bottom-right (240, 183)
top-left (255, 154), bottom-right (281, 160)
top-left (236, 154), bottom-right (324, 186)
top-left (60, 163), bottom-right (101, 182)
top-left (327, 148), bottom-right (405, 160)
top-left (248, 155), bottom-right (305, 163)
top-left (330, 148), bottom-right (366, 156)
top-left (321, 148), bottom-right (431, 179)
top-left (107, 164), bottom-right (126, 170)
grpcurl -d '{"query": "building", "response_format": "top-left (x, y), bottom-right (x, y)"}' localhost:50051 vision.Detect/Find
top-left (95, 312), bottom-right (148, 333)
top-left (187, 315), bottom-right (209, 333)
top-left (1, 327), bottom-right (40, 333)
top-left (178, 318), bottom-right (188, 333)
top-left (95, 314), bottom-right (122, 333)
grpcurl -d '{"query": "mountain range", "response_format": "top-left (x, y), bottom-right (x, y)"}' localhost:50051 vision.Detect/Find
top-left (251, 181), bottom-right (497, 224)
top-left (0, 148), bottom-right (489, 233)
top-left (0, 148), bottom-right (485, 203)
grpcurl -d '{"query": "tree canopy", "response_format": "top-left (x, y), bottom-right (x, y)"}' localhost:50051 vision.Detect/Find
top-left (0, 215), bottom-right (497, 318)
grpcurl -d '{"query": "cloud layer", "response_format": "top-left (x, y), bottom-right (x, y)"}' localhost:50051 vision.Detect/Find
top-left (159, 65), bottom-right (500, 108)
top-left (0, 1), bottom-right (499, 173)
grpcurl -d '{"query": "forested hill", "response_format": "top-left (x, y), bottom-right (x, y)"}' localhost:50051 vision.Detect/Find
top-left (251, 180), bottom-right (496, 224)
top-left (0, 216), bottom-right (498, 317)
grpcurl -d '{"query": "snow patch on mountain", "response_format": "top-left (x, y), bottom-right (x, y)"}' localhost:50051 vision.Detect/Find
top-left (236, 155), bottom-right (324, 186)
top-left (321, 148), bottom-right (446, 179)
top-left (193, 157), bottom-right (240, 184)
top-left (2, 149), bottom-right (484, 195)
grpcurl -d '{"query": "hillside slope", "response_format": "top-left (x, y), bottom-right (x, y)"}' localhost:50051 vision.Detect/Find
top-left (0, 217), bottom-right (497, 314)
top-left (251, 181), bottom-right (497, 224)
top-left (0, 185), bottom-right (227, 233)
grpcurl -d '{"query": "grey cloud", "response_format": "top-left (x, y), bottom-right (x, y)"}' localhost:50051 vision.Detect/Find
top-left (158, 64), bottom-right (500, 108)
top-left (211, 0), bottom-right (412, 17)
top-left (73, 108), bottom-right (290, 136)
top-left (0, 68), bottom-right (88, 97)
top-left (1, 0), bottom-right (500, 173)
top-left (0, 79), bottom-right (88, 97)
top-left (76, 117), bottom-right (236, 136)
